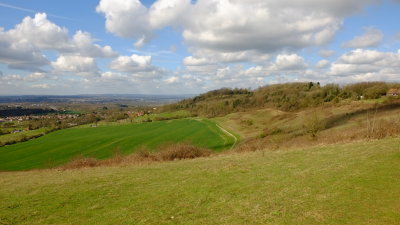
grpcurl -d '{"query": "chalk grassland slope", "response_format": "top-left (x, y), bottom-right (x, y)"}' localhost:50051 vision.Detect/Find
top-left (1, 138), bottom-right (399, 224)
top-left (213, 101), bottom-right (400, 148)
top-left (0, 119), bottom-right (235, 171)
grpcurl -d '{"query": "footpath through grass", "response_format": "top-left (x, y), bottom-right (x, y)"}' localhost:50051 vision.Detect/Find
top-left (0, 118), bottom-right (234, 171)
top-left (0, 138), bottom-right (399, 224)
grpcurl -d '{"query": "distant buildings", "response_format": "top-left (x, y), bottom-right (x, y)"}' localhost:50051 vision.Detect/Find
top-left (0, 114), bottom-right (79, 122)
top-left (387, 88), bottom-right (400, 97)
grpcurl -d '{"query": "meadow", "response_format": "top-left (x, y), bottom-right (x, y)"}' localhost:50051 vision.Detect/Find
top-left (0, 118), bottom-right (235, 171)
top-left (1, 138), bottom-right (399, 224)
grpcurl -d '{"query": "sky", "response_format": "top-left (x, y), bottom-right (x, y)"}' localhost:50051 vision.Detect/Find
top-left (0, 0), bottom-right (399, 95)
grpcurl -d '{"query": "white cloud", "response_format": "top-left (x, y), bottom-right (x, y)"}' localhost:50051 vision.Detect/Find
top-left (0, 74), bottom-right (22, 81)
top-left (342, 27), bottom-right (383, 48)
top-left (273, 54), bottom-right (307, 71)
top-left (149, 0), bottom-right (191, 29)
top-left (31, 83), bottom-right (50, 89)
top-left (24, 72), bottom-right (47, 81)
top-left (185, 49), bottom-right (272, 66)
top-left (0, 27), bottom-right (49, 71)
top-left (110, 54), bottom-right (153, 73)
top-left (69, 31), bottom-right (117, 58)
top-left (316, 60), bottom-right (331, 68)
top-left (0, 13), bottom-right (116, 73)
top-left (97, 0), bottom-right (378, 61)
top-left (100, 71), bottom-right (126, 80)
top-left (183, 56), bottom-right (213, 66)
top-left (181, 0), bottom-right (341, 54)
top-left (165, 76), bottom-right (179, 84)
top-left (338, 49), bottom-right (386, 64)
top-left (96, 0), bottom-right (152, 45)
top-left (52, 55), bottom-right (99, 76)
top-left (95, 0), bottom-right (384, 89)
top-left (8, 13), bottom-right (69, 51)
top-left (109, 54), bottom-right (166, 81)
top-left (328, 49), bottom-right (400, 82)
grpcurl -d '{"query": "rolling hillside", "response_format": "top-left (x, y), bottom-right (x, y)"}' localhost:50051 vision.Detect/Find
top-left (1, 138), bottom-right (399, 224)
top-left (0, 119), bottom-right (236, 171)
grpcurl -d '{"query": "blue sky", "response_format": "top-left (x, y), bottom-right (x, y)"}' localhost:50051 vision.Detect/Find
top-left (0, 0), bottom-right (399, 95)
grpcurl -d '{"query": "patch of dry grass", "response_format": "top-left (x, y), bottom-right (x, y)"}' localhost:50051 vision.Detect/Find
top-left (60, 143), bottom-right (213, 170)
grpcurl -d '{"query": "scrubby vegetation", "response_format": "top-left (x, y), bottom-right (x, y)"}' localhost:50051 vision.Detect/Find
top-left (61, 143), bottom-right (212, 170)
top-left (163, 82), bottom-right (400, 117)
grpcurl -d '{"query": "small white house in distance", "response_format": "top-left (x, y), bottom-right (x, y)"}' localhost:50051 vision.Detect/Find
top-left (387, 88), bottom-right (400, 97)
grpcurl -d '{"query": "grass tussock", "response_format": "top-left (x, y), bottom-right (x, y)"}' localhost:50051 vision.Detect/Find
top-left (60, 143), bottom-right (213, 170)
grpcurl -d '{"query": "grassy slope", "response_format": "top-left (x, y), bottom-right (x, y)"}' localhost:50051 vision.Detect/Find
top-left (0, 119), bottom-right (234, 171)
top-left (0, 138), bottom-right (399, 224)
top-left (214, 101), bottom-right (400, 141)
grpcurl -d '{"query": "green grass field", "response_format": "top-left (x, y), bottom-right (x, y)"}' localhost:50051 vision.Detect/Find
top-left (0, 138), bottom-right (399, 224)
top-left (0, 119), bottom-right (235, 171)
top-left (0, 128), bottom-right (47, 144)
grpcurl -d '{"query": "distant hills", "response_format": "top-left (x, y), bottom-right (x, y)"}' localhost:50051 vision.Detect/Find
top-left (0, 94), bottom-right (194, 104)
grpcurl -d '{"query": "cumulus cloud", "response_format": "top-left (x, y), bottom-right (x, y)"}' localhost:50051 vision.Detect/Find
top-left (100, 71), bottom-right (127, 80)
top-left (316, 60), bottom-right (331, 68)
top-left (337, 49), bottom-right (386, 64)
top-left (97, 0), bottom-right (378, 64)
top-left (0, 27), bottom-right (49, 71)
top-left (327, 49), bottom-right (400, 82)
top-left (183, 56), bottom-right (213, 67)
top-left (148, 0), bottom-right (191, 29)
top-left (8, 13), bottom-right (69, 51)
top-left (110, 54), bottom-right (153, 73)
top-left (96, 0), bottom-right (152, 47)
top-left (52, 55), bottom-right (99, 76)
top-left (69, 31), bottom-right (117, 58)
top-left (24, 72), bottom-right (47, 81)
top-left (0, 13), bottom-right (116, 73)
top-left (180, 53), bottom-right (310, 91)
top-left (109, 54), bottom-right (166, 81)
top-left (164, 76), bottom-right (179, 84)
top-left (342, 27), bottom-right (384, 48)
top-left (272, 54), bottom-right (307, 71)
top-left (185, 50), bottom-right (271, 66)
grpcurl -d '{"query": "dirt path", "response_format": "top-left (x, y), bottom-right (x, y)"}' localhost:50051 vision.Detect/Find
top-left (216, 124), bottom-right (238, 150)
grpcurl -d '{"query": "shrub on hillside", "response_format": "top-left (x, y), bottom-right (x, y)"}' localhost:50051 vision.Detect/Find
top-left (303, 112), bottom-right (326, 137)
top-left (61, 156), bottom-right (99, 169)
top-left (60, 143), bottom-right (213, 170)
top-left (157, 143), bottom-right (212, 161)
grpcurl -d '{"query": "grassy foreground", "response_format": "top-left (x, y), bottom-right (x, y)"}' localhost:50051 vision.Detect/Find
top-left (1, 138), bottom-right (399, 224)
top-left (0, 118), bottom-right (235, 171)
